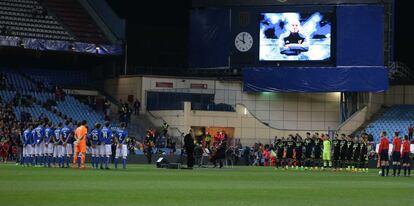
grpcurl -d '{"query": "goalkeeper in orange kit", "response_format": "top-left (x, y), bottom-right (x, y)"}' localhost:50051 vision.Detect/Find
top-left (73, 120), bottom-right (88, 169)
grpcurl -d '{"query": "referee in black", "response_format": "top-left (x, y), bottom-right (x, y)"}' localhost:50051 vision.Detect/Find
top-left (184, 129), bottom-right (195, 169)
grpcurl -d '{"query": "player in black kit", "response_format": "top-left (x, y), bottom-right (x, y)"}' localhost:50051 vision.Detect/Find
top-left (276, 138), bottom-right (284, 168)
top-left (339, 134), bottom-right (348, 170)
top-left (313, 134), bottom-right (323, 169)
top-left (332, 134), bottom-right (341, 170)
top-left (346, 135), bottom-right (354, 170)
top-left (359, 136), bottom-right (368, 172)
top-left (352, 137), bottom-right (360, 171)
top-left (304, 132), bottom-right (314, 169)
top-left (294, 134), bottom-right (303, 169)
top-left (285, 135), bottom-right (295, 168)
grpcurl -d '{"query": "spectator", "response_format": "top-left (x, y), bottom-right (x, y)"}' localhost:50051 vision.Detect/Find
top-left (161, 122), bottom-right (169, 137)
top-left (408, 124), bottom-right (413, 141)
top-left (133, 99), bottom-right (141, 115)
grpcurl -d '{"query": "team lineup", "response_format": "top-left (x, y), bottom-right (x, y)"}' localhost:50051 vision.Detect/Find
top-left (21, 120), bottom-right (129, 169)
top-left (265, 132), bottom-right (369, 171)
top-left (251, 131), bottom-right (411, 177)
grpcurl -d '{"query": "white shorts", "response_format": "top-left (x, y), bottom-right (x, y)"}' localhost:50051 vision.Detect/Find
top-left (115, 144), bottom-right (127, 158)
top-left (102, 144), bottom-right (112, 157)
top-left (53, 145), bottom-right (61, 158)
top-left (44, 143), bottom-right (53, 154)
top-left (35, 143), bottom-right (43, 156)
top-left (62, 144), bottom-right (73, 156)
top-left (91, 145), bottom-right (102, 157)
top-left (23, 145), bottom-right (33, 157)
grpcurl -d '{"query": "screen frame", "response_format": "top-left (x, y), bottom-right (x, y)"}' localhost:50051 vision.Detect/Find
top-left (256, 6), bottom-right (336, 67)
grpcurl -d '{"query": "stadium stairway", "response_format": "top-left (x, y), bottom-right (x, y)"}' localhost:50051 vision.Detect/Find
top-left (352, 106), bottom-right (389, 137)
top-left (126, 114), bottom-right (156, 140)
top-left (364, 105), bottom-right (414, 142)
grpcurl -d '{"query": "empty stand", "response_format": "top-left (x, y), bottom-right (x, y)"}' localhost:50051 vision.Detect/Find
top-left (365, 105), bottom-right (414, 142)
top-left (23, 68), bottom-right (88, 87)
top-left (42, 0), bottom-right (108, 44)
top-left (0, 0), bottom-right (74, 41)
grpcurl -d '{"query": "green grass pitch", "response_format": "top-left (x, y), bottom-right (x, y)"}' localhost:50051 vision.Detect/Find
top-left (1, 164), bottom-right (413, 206)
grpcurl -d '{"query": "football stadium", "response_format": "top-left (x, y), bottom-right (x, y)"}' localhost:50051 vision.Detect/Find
top-left (0, 0), bottom-right (413, 205)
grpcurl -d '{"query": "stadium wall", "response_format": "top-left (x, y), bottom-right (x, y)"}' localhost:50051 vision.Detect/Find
top-left (103, 76), bottom-right (341, 132)
top-left (149, 102), bottom-right (329, 146)
top-left (214, 81), bottom-right (340, 131)
top-left (139, 77), bottom-right (340, 131)
top-left (103, 75), bottom-right (414, 140)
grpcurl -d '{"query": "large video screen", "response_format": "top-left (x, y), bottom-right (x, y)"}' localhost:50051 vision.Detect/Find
top-left (259, 12), bottom-right (332, 61)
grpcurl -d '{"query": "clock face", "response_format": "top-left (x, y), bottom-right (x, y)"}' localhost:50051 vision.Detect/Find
top-left (234, 32), bottom-right (253, 52)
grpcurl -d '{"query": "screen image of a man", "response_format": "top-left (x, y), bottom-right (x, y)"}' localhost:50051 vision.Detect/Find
top-left (279, 19), bottom-right (309, 56)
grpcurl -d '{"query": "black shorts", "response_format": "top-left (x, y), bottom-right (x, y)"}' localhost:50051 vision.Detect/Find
top-left (380, 150), bottom-right (389, 161)
top-left (392, 151), bottom-right (401, 162)
top-left (359, 155), bottom-right (367, 162)
top-left (347, 153), bottom-right (353, 161)
top-left (295, 151), bottom-right (302, 160)
top-left (286, 150), bottom-right (294, 159)
top-left (402, 153), bottom-right (410, 164)
top-left (277, 152), bottom-right (283, 159)
top-left (340, 151), bottom-right (347, 160)
top-left (305, 151), bottom-right (312, 158)
top-left (314, 150), bottom-right (321, 159)
top-left (333, 151), bottom-right (340, 160)
top-left (353, 154), bottom-right (360, 162)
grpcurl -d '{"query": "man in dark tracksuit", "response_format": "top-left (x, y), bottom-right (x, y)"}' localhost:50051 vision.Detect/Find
top-left (184, 130), bottom-right (195, 168)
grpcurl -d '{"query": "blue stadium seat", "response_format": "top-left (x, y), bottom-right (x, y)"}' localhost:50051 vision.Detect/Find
top-left (365, 105), bottom-right (414, 142)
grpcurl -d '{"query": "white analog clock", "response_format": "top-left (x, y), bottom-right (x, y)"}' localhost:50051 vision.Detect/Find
top-left (234, 32), bottom-right (253, 52)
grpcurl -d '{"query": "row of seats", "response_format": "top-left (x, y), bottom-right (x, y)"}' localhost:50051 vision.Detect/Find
top-left (55, 96), bottom-right (104, 128)
top-left (23, 68), bottom-right (88, 86)
top-left (0, 0), bottom-right (75, 41)
top-left (14, 105), bottom-right (63, 124)
top-left (1, 69), bottom-right (36, 91)
top-left (0, 90), bottom-right (16, 104)
top-left (42, 0), bottom-right (108, 44)
top-left (365, 105), bottom-right (414, 142)
top-left (1, 69), bottom-right (104, 128)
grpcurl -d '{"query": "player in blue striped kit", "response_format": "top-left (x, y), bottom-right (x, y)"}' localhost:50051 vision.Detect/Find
top-left (90, 123), bottom-right (103, 169)
top-left (31, 125), bottom-right (37, 166)
top-left (114, 122), bottom-right (128, 169)
top-left (61, 121), bottom-right (73, 168)
top-left (53, 123), bottom-right (63, 167)
top-left (36, 121), bottom-right (46, 166)
top-left (22, 124), bottom-right (34, 166)
top-left (33, 122), bottom-right (44, 166)
top-left (101, 121), bottom-right (113, 169)
top-left (44, 122), bottom-right (54, 167)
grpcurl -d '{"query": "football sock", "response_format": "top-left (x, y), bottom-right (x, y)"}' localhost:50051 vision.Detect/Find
top-left (393, 165), bottom-right (397, 176)
top-left (78, 155), bottom-right (81, 168)
top-left (91, 156), bottom-right (95, 168)
top-left (66, 156), bottom-right (70, 167)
